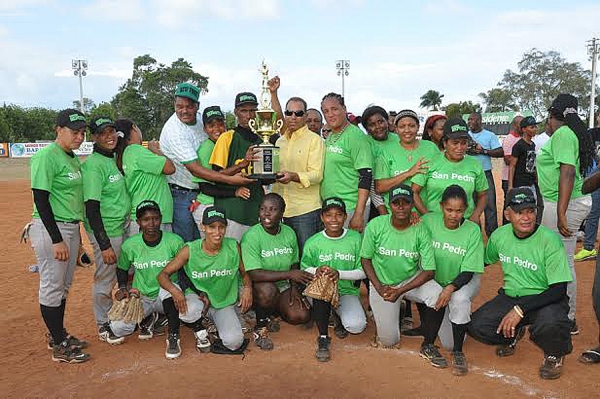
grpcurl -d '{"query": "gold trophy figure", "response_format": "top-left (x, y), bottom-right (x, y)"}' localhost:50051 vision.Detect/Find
top-left (248, 61), bottom-right (284, 180)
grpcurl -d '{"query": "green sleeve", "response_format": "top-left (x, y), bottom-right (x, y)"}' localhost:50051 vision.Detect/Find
top-left (134, 146), bottom-right (166, 176)
top-left (374, 154), bottom-right (391, 180)
top-left (553, 129), bottom-right (578, 167)
top-left (82, 161), bottom-right (104, 201)
top-left (240, 230), bottom-right (262, 272)
top-left (545, 232), bottom-right (574, 285)
top-left (417, 224), bottom-right (436, 271)
top-left (355, 235), bottom-right (363, 270)
top-left (360, 221), bottom-right (376, 259)
top-left (291, 233), bottom-right (299, 264)
top-left (350, 133), bottom-right (373, 170)
top-left (300, 240), bottom-right (316, 270)
top-left (30, 154), bottom-right (55, 191)
top-left (172, 234), bottom-right (185, 254)
top-left (474, 162), bottom-right (489, 192)
top-left (117, 240), bottom-right (132, 271)
top-left (411, 164), bottom-right (429, 187)
top-left (484, 233), bottom-right (499, 265)
top-left (461, 225), bottom-right (485, 274)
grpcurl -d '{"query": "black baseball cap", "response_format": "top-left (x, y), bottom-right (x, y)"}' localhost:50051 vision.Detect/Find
top-left (90, 116), bottom-right (116, 135)
top-left (235, 92), bottom-right (258, 108)
top-left (322, 197), bottom-right (346, 213)
top-left (443, 117), bottom-right (470, 140)
top-left (389, 184), bottom-right (413, 204)
top-left (520, 116), bottom-right (538, 128)
top-left (505, 187), bottom-right (536, 211)
top-left (202, 205), bottom-right (228, 225)
top-left (202, 106), bottom-right (225, 125)
top-left (136, 200), bottom-right (161, 219)
top-left (56, 109), bottom-right (87, 130)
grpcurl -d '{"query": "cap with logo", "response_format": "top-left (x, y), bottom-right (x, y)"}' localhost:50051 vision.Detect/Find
top-left (136, 200), bottom-right (162, 219)
top-left (321, 197), bottom-right (346, 213)
top-left (443, 117), bottom-right (470, 140)
top-left (56, 109), bottom-right (87, 130)
top-left (520, 116), bottom-right (538, 128)
top-left (202, 106), bottom-right (225, 125)
top-left (235, 92), bottom-right (258, 108)
top-left (389, 184), bottom-right (413, 204)
top-left (202, 205), bottom-right (228, 225)
top-left (505, 187), bottom-right (536, 211)
top-left (175, 82), bottom-right (200, 103)
top-left (90, 116), bottom-right (116, 135)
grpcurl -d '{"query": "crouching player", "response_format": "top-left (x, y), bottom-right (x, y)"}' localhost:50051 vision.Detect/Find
top-left (158, 206), bottom-right (252, 359)
top-left (360, 184), bottom-right (447, 368)
top-left (103, 200), bottom-right (184, 344)
top-left (302, 197), bottom-right (367, 362)
top-left (469, 187), bottom-right (573, 380)
top-left (422, 185), bottom-right (484, 376)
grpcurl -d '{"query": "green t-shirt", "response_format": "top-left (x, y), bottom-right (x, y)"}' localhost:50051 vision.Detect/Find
top-left (30, 142), bottom-right (84, 221)
top-left (301, 229), bottom-right (363, 296)
top-left (485, 224), bottom-right (572, 297)
top-left (421, 213), bottom-right (484, 287)
top-left (184, 237), bottom-right (240, 309)
top-left (117, 232), bottom-right (184, 298)
top-left (412, 154), bottom-right (488, 217)
top-left (82, 152), bottom-right (131, 237)
top-left (241, 223), bottom-right (299, 289)
top-left (360, 215), bottom-right (436, 285)
top-left (375, 139), bottom-right (440, 210)
top-left (321, 124), bottom-right (373, 210)
top-left (370, 133), bottom-right (399, 158)
top-left (122, 144), bottom-right (173, 223)
top-left (537, 125), bottom-right (584, 202)
top-left (192, 139), bottom-right (216, 206)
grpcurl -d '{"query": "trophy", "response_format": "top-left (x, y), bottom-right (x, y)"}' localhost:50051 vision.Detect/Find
top-left (248, 61), bottom-right (284, 180)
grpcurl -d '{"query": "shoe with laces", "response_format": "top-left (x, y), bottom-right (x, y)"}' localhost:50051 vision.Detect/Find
top-left (315, 336), bottom-right (331, 362)
top-left (451, 351), bottom-right (468, 376)
top-left (138, 312), bottom-right (159, 340)
top-left (420, 344), bottom-right (448, 368)
top-left (165, 332), bottom-right (181, 359)
top-left (98, 323), bottom-right (124, 345)
top-left (574, 248), bottom-right (597, 262)
top-left (253, 326), bottom-right (274, 350)
top-left (570, 319), bottom-right (580, 335)
top-left (194, 329), bottom-right (211, 352)
top-left (52, 339), bottom-right (90, 363)
top-left (332, 312), bottom-right (349, 339)
top-left (539, 355), bottom-right (563, 380)
top-left (47, 330), bottom-right (88, 350)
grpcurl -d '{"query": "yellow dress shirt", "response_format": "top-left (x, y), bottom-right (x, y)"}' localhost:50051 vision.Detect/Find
top-left (273, 125), bottom-right (324, 218)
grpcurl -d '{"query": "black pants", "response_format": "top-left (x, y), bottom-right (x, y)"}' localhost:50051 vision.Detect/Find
top-left (594, 256), bottom-right (600, 343)
top-left (501, 180), bottom-right (509, 226)
top-left (468, 291), bottom-right (572, 357)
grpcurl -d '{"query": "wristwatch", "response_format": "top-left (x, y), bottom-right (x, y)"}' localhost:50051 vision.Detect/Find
top-left (482, 149), bottom-right (488, 155)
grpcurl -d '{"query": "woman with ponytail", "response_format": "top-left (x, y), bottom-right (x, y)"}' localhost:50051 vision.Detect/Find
top-left (537, 94), bottom-right (594, 334)
top-left (114, 119), bottom-right (176, 236)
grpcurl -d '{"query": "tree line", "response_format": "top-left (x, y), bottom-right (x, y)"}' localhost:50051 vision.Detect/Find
top-left (1, 48), bottom-right (597, 143)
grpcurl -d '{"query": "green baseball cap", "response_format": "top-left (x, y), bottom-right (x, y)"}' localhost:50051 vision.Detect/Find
top-left (175, 82), bottom-right (200, 103)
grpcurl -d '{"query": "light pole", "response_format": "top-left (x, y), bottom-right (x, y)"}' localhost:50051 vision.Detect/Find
top-left (335, 60), bottom-right (350, 99)
top-left (587, 38), bottom-right (599, 128)
top-left (72, 59), bottom-right (88, 113)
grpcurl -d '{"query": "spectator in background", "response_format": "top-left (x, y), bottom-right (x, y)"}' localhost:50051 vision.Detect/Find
top-left (321, 123), bottom-right (332, 140)
top-left (388, 111), bottom-right (398, 133)
top-left (533, 123), bottom-right (551, 155)
top-left (422, 114), bottom-right (447, 151)
top-left (467, 112), bottom-right (504, 237)
top-left (306, 108), bottom-right (324, 136)
top-left (501, 116), bottom-right (523, 224)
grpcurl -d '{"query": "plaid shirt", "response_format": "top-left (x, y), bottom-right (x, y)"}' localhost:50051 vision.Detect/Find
top-left (159, 113), bottom-right (206, 189)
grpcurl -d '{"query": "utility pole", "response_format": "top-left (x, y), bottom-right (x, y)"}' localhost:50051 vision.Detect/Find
top-left (72, 59), bottom-right (88, 113)
top-left (587, 38), bottom-right (599, 128)
top-left (335, 60), bottom-right (350, 99)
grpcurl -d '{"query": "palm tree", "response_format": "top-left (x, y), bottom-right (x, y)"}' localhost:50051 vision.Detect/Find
top-left (420, 90), bottom-right (445, 111)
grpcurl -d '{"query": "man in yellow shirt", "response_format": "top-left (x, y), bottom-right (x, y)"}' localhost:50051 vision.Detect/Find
top-left (268, 76), bottom-right (325, 254)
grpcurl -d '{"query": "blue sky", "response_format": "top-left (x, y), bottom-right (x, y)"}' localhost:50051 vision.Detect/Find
top-left (1, 0), bottom-right (599, 115)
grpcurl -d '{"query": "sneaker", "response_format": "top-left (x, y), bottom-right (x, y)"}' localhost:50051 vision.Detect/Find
top-left (29, 264), bottom-right (39, 273)
top-left (253, 326), bottom-right (274, 350)
top-left (47, 330), bottom-right (89, 350)
top-left (153, 314), bottom-right (168, 337)
top-left (332, 312), bottom-right (349, 339)
top-left (139, 312), bottom-right (159, 340)
top-left (539, 355), bottom-right (564, 380)
top-left (574, 248), bottom-right (597, 262)
top-left (496, 326), bottom-right (525, 357)
top-left (402, 326), bottom-right (423, 338)
top-left (52, 340), bottom-right (90, 364)
top-left (419, 344), bottom-right (448, 368)
top-left (315, 336), bottom-right (331, 362)
top-left (98, 323), bottom-right (125, 345)
top-left (570, 320), bottom-right (580, 335)
top-left (268, 317), bottom-right (281, 333)
top-left (194, 329), bottom-right (211, 353)
top-left (451, 351), bottom-right (468, 376)
top-left (165, 332), bottom-right (181, 359)
top-left (400, 317), bottom-right (413, 333)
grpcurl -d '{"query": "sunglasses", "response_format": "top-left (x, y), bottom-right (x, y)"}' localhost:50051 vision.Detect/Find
top-left (284, 110), bottom-right (305, 117)
top-left (322, 128), bottom-right (332, 134)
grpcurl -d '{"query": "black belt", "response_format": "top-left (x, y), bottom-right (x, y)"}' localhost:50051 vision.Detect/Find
top-left (169, 183), bottom-right (199, 192)
top-left (57, 220), bottom-right (80, 224)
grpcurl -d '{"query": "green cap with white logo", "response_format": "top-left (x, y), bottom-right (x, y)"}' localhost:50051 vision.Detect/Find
top-left (175, 82), bottom-right (200, 103)
top-left (389, 184), bottom-right (413, 204)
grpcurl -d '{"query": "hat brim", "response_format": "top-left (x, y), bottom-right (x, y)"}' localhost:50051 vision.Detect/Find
top-left (236, 100), bottom-right (258, 107)
top-left (508, 203), bottom-right (536, 212)
top-left (390, 195), bottom-right (413, 204)
top-left (91, 122), bottom-right (116, 134)
top-left (66, 120), bottom-right (87, 130)
top-left (444, 132), bottom-right (470, 140)
top-left (204, 115), bottom-right (225, 125)
top-left (202, 217), bottom-right (228, 226)
top-left (176, 93), bottom-right (199, 103)
top-left (322, 204), bottom-right (346, 213)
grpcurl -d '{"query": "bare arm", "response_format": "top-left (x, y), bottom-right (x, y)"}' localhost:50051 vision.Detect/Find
top-left (557, 164), bottom-right (575, 237)
top-left (411, 183), bottom-right (429, 215)
top-left (487, 147), bottom-right (504, 158)
top-left (507, 156), bottom-right (518, 190)
top-left (583, 170), bottom-right (600, 194)
top-left (185, 162), bottom-right (254, 185)
top-left (469, 190), bottom-right (487, 224)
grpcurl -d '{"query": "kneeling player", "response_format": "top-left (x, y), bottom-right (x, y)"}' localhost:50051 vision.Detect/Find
top-left (361, 184), bottom-right (447, 368)
top-left (469, 188), bottom-right (573, 380)
top-left (158, 206), bottom-right (252, 359)
top-left (241, 193), bottom-right (313, 350)
top-left (422, 185), bottom-right (484, 375)
top-left (103, 201), bottom-right (184, 344)
top-left (302, 197), bottom-right (366, 362)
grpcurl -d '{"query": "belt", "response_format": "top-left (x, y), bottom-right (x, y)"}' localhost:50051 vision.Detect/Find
top-left (57, 220), bottom-right (80, 224)
top-left (169, 183), bottom-right (199, 192)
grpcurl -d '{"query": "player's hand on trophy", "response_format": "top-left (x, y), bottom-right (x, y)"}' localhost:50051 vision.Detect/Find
top-left (267, 76), bottom-right (280, 93)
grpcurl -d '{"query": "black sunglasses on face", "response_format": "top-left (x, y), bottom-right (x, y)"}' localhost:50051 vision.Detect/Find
top-left (284, 110), bottom-right (305, 117)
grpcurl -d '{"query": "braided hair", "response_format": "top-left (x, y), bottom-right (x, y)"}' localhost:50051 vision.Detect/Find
top-left (114, 118), bottom-right (135, 174)
top-left (321, 92), bottom-right (345, 107)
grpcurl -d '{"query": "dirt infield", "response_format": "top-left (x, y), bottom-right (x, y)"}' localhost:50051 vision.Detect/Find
top-left (2, 161), bottom-right (599, 398)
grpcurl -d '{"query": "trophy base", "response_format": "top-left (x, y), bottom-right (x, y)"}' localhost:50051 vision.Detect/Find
top-left (247, 173), bottom-right (280, 182)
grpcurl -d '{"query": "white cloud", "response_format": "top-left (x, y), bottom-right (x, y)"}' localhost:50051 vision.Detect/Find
top-left (80, 0), bottom-right (145, 22)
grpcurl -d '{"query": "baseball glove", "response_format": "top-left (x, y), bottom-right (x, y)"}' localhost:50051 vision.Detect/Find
top-left (108, 289), bottom-right (144, 324)
top-left (77, 245), bottom-right (94, 268)
top-left (303, 272), bottom-right (339, 308)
